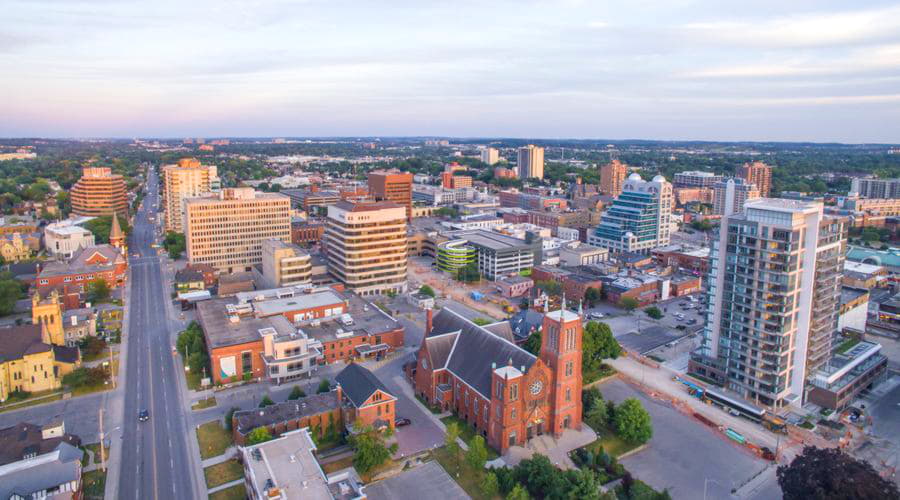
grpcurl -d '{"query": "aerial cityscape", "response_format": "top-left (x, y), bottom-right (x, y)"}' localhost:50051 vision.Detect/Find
top-left (1, 2), bottom-right (900, 500)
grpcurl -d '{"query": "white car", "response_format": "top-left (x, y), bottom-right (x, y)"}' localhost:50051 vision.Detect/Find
top-left (589, 312), bottom-right (605, 319)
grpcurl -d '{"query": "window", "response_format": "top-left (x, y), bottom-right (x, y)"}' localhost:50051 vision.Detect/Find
top-left (241, 351), bottom-right (252, 374)
top-left (511, 408), bottom-right (517, 420)
top-left (508, 431), bottom-right (517, 447)
top-left (495, 383), bottom-right (503, 400)
top-left (510, 383), bottom-right (518, 401)
top-left (565, 361), bottom-right (573, 377)
top-left (565, 387), bottom-right (571, 402)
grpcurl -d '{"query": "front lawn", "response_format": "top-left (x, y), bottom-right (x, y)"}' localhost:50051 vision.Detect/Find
top-left (583, 363), bottom-right (617, 385)
top-left (83, 469), bottom-right (107, 500)
top-left (204, 459), bottom-right (243, 489)
top-left (321, 455), bottom-right (354, 474)
top-left (432, 447), bottom-right (494, 500)
top-left (196, 420), bottom-right (233, 459)
top-left (583, 428), bottom-right (641, 458)
top-left (208, 483), bottom-right (246, 500)
top-left (440, 415), bottom-right (499, 460)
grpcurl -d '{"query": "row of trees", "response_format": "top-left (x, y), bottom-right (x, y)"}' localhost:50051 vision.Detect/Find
top-left (176, 321), bottom-right (210, 377)
top-left (582, 387), bottom-right (653, 444)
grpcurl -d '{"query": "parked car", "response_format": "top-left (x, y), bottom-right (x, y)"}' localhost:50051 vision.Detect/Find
top-left (589, 312), bottom-right (605, 319)
top-left (394, 418), bottom-right (412, 427)
top-left (138, 409), bottom-right (150, 422)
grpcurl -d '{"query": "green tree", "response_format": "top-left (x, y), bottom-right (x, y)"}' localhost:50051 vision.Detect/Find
top-left (0, 279), bottom-right (24, 316)
top-left (565, 468), bottom-right (601, 499)
top-left (535, 280), bottom-right (561, 297)
top-left (472, 317), bottom-right (491, 326)
top-left (444, 421), bottom-right (461, 462)
top-left (418, 284), bottom-right (436, 298)
top-left (480, 471), bottom-right (500, 498)
top-left (86, 279), bottom-right (111, 303)
top-left (466, 435), bottom-right (488, 470)
top-left (619, 297), bottom-right (639, 312)
top-left (584, 287), bottom-right (601, 307)
top-left (247, 426), bottom-right (273, 445)
top-left (522, 331), bottom-right (542, 356)
top-left (582, 321), bottom-right (621, 373)
top-left (163, 231), bottom-right (186, 259)
top-left (507, 484), bottom-right (530, 500)
top-left (644, 306), bottom-right (663, 320)
top-left (259, 395), bottom-right (275, 408)
top-left (317, 378), bottom-right (331, 393)
top-left (83, 215), bottom-right (130, 244)
top-left (613, 398), bottom-right (653, 444)
top-left (288, 386), bottom-right (306, 400)
top-left (585, 400), bottom-right (610, 430)
top-left (349, 424), bottom-right (396, 475)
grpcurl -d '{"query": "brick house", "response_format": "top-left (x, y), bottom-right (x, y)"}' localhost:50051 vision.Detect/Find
top-left (335, 363), bottom-right (396, 431)
top-left (413, 306), bottom-right (582, 453)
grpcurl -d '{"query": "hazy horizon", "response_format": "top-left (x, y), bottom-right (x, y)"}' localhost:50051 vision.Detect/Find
top-left (4, 1), bottom-right (900, 142)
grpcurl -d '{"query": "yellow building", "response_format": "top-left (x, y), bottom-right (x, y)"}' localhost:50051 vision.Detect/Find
top-left (0, 324), bottom-right (80, 401)
top-left (32, 291), bottom-right (65, 346)
top-left (0, 233), bottom-right (32, 262)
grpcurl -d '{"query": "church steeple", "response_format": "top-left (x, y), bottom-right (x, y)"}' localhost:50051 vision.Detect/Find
top-left (109, 215), bottom-right (125, 249)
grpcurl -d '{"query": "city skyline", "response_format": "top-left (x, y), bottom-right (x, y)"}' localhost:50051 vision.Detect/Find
top-left (3, 1), bottom-right (900, 142)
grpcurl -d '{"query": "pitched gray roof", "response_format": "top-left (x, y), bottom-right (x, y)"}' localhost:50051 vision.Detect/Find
top-left (429, 308), bottom-right (537, 398)
top-left (335, 363), bottom-right (392, 408)
top-left (482, 322), bottom-right (515, 343)
top-left (423, 332), bottom-right (458, 369)
top-left (509, 309), bottom-right (544, 342)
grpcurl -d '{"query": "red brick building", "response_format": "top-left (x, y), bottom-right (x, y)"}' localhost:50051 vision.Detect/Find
top-left (36, 244), bottom-right (127, 295)
top-left (291, 219), bottom-right (325, 245)
top-left (413, 306), bottom-right (582, 453)
top-left (335, 363), bottom-right (396, 431)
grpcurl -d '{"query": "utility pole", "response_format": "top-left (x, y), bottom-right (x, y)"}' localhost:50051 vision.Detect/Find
top-left (108, 342), bottom-right (116, 389)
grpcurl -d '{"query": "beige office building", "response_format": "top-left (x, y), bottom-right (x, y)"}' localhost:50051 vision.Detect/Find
top-left (184, 188), bottom-right (291, 273)
top-left (323, 200), bottom-right (408, 296)
top-left (259, 239), bottom-right (312, 288)
top-left (517, 145), bottom-right (545, 179)
top-left (163, 158), bottom-right (219, 232)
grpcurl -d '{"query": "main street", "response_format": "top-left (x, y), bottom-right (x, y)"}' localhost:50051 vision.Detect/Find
top-left (116, 169), bottom-right (199, 500)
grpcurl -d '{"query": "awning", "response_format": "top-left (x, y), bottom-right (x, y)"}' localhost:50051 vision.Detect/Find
top-left (355, 343), bottom-right (390, 355)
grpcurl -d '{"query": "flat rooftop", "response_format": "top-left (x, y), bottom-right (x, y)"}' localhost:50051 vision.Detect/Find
top-left (298, 293), bottom-right (401, 343)
top-left (844, 260), bottom-right (884, 275)
top-left (451, 229), bottom-right (533, 251)
top-left (196, 297), bottom-right (295, 348)
top-left (243, 429), bottom-right (331, 500)
top-left (253, 290), bottom-right (345, 318)
top-left (840, 287), bottom-right (868, 306)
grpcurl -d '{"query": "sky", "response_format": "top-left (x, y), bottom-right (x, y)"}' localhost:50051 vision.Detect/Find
top-left (2, 0), bottom-right (900, 142)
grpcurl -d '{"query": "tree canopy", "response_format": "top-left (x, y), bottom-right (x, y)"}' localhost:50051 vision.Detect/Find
top-left (777, 446), bottom-right (899, 500)
top-left (349, 424), bottom-right (397, 475)
top-left (613, 398), bottom-right (653, 444)
top-left (583, 321), bottom-right (622, 372)
top-left (247, 426), bottom-right (273, 445)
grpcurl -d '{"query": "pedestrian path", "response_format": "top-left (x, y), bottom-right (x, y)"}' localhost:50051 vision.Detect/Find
top-left (207, 479), bottom-right (243, 494)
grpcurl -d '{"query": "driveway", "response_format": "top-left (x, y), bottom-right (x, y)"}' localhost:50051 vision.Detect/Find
top-left (366, 461), bottom-right (468, 500)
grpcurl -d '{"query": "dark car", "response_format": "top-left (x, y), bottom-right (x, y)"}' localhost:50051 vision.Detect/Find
top-left (394, 418), bottom-right (411, 427)
top-left (138, 409), bottom-right (150, 422)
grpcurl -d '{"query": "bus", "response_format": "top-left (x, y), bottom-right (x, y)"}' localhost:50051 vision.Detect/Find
top-left (703, 388), bottom-right (766, 423)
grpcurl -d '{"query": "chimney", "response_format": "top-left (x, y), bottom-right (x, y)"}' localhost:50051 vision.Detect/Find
top-left (425, 308), bottom-right (433, 336)
top-left (334, 383), bottom-right (343, 404)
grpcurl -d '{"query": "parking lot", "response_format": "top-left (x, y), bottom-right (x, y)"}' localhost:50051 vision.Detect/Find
top-left (599, 378), bottom-right (779, 500)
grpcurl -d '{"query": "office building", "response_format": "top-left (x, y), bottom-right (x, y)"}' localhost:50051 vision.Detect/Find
top-left (589, 174), bottom-right (673, 253)
top-left (439, 230), bottom-right (540, 280)
top-left (184, 188), bottom-right (291, 273)
top-left (673, 170), bottom-right (724, 188)
top-left (517, 145), bottom-right (545, 179)
top-left (259, 238), bottom-right (312, 288)
top-left (737, 161), bottom-right (772, 197)
top-left (713, 178), bottom-right (760, 215)
top-left (481, 147), bottom-right (500, 165)
top-left (162, 158), bottom-right (219, 232)
top-left (690, 199), bottom-right (847, 409)
top-left (323, 200), bottom-right (408, 296)
top-left (850, 177), bottom-right (900, 199)
top-left (70, 167), bottom-right (128, 217)
top-left (368, 169), bottom-right (413, 221)
top-left (599, 160), bottom-right (628, 197)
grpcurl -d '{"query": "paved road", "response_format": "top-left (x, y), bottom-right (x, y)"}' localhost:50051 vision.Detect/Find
top-left (117, 169), bottom-right (198, 500)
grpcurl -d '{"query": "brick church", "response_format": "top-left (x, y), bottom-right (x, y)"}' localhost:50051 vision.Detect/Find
top-left (413, 302), bottom-right (583, 453)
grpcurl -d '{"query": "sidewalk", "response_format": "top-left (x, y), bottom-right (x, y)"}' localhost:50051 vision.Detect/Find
top-left (103, 249), bottom-right (132, 499)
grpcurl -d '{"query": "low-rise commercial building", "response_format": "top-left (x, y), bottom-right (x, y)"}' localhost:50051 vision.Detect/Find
top-left (808, 341), bottom-right (888, 411)
top-left (842, 260), bottom-right (888, 289)
top-left (559, 242), bottom-right (608, 267)
top-left (43, 217), bottom-right (96, 259)
top-left (496, 276), bottom-right (534, 298)
top-left (240, 427), bottom-right (365, 500)
top-left (838, 287), bottom-right (869, 332)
